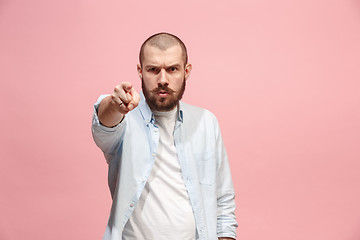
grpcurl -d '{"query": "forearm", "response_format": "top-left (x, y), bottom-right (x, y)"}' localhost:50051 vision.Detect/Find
top-left (98, 96), bottom-right (124, 127)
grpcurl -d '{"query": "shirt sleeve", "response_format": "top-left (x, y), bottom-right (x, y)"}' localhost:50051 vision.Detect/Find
top-left (91, 94), bottom-right (126, 165)
top-left (214, 117), bottom-right (238, 239)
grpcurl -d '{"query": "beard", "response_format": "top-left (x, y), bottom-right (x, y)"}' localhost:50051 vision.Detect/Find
top-left (142, 77), bottom-right (186, 111)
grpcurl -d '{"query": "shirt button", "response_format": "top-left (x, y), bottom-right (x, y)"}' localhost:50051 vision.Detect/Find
top-left (130, 204), bottom-right (134, 207)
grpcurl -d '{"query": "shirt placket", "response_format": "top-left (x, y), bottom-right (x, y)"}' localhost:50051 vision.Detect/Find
top-left (173, 120), bottom-right (208, 240)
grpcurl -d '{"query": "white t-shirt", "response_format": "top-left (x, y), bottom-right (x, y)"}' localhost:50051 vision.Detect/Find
top-left (122, 107), bottom-right (196, 240)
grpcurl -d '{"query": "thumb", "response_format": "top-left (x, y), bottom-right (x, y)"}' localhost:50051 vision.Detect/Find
top-left (127, 87), bottom-right (140, 111)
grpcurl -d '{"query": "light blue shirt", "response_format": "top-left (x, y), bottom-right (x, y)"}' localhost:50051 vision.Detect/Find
top-left (92, 93), bottom-right (238, 240)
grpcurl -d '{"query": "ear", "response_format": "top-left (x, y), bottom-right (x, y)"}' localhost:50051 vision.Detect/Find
top-left (184, 63), bottom-right (192, 81)
top-left (137, 64), bottom-right (143, 79)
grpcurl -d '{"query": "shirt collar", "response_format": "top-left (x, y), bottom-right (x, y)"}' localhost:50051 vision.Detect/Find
top-left (138, 91), bottom-right (184, 126)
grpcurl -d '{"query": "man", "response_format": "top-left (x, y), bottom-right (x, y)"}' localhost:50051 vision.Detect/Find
top-left (92, 32), bottom-right (237, 240)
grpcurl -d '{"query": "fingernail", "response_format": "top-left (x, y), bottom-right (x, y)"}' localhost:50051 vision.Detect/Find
top-left (128, 104), bottom-right (133, 110)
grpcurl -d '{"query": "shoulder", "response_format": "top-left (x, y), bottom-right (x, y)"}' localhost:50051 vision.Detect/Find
top-left (180, 101), bottom-right (219, 124)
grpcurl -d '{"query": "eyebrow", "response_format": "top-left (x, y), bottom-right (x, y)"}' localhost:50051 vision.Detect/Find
top-left (144, 63), bottom-right (182, 69)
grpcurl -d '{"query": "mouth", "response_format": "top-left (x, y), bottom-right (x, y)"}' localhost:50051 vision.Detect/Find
top-left (157, 90), bottom-right (169, 97)
top-left (152, 87), bottom-right (174, 97)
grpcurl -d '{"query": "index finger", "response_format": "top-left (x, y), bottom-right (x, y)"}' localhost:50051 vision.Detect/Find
top-left (122, 82), bottom-right (133, 93)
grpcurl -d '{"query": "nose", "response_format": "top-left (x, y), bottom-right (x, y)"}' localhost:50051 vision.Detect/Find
top-left (158, 69), bottom-right (169, 86)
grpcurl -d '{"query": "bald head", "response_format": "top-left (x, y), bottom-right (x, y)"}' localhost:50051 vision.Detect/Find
top-left (139, 32), bottom-right (188, 67)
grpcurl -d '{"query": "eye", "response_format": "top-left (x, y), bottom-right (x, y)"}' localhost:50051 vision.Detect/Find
top-left (148, 67), bottom-right (159, 73)
top-left (168, 66), bottom-right (178, 72)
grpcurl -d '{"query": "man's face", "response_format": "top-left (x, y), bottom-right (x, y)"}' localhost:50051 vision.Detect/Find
top-left (138, 44), bottom-right (192, 111)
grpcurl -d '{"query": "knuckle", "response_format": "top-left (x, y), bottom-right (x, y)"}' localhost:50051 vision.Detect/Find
top-left (111, 94), bottom-right (118, 102)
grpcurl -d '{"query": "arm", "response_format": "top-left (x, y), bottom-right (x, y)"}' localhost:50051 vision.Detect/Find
top-left (92, 82), bottom-right (140, 163)
top-left (215, 118), bottom-right (238, 239)
top-left (98, 81), bottom-right (140, 127)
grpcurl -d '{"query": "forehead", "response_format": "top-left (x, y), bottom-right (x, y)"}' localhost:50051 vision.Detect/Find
top-left (142, 44), bottom-right (184, 66)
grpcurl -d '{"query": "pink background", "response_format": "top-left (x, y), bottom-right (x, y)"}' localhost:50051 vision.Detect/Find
top-left (1, 0), bottom-right (360, 239)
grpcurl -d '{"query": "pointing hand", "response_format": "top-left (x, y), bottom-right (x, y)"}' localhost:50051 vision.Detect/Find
top-left (111, 82), bottom-right (140, 114)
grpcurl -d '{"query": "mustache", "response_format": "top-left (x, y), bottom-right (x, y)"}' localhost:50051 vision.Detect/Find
top-left (151, 86), bottom-right (175, 94)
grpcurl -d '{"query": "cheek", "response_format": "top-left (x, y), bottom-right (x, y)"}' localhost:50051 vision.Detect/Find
top-left (173, 75), bottom-right (185, 86)
top-left (142, 77), bottom-right (156, 88)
